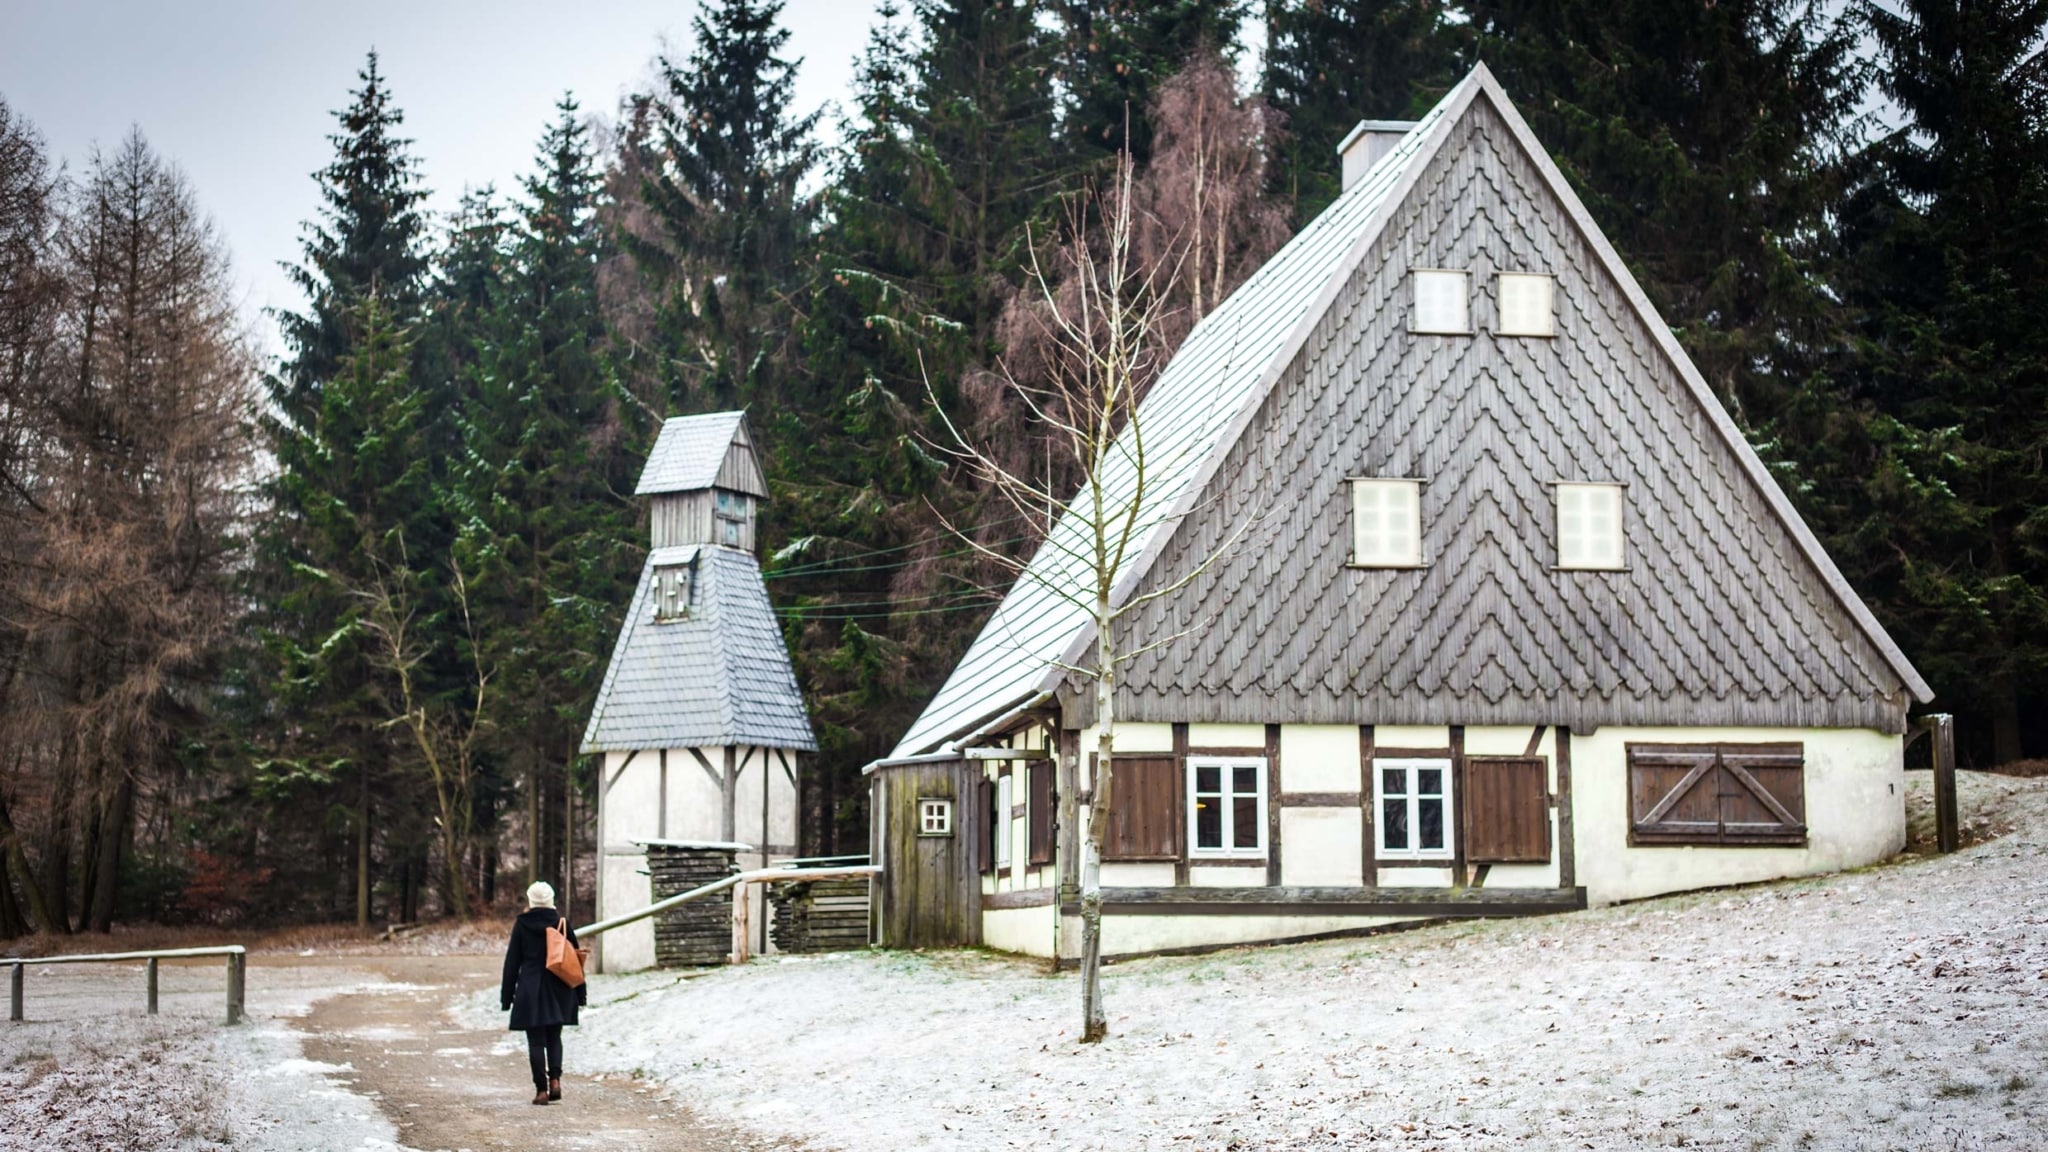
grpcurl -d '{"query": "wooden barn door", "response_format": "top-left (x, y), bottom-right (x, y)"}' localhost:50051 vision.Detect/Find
top-left (874, 759), bottom-right (983, 948)
top-left (1464, 756), bottom-right (1551, 864)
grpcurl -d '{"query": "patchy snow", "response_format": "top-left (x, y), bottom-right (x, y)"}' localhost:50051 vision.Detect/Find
top-left (0, 959), bottom-right (405, 1152)
top-left (457, 770), bottom-right (2048, 1151)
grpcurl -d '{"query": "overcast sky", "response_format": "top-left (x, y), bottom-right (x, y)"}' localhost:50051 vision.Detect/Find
top-left (0, 1), bottom-right (886, 352)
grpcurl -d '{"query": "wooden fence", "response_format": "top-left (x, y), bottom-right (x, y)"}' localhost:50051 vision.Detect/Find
top-left (7, 945), bottom-right (246, 1025)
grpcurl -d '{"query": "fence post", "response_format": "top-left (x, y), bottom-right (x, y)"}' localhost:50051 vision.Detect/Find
top-left (224, 950), bottom-right (245, 1025)
top-left (147, 957), bottom-right (159, 1015)
top-left (730, 880), bottom-right (751, 965)
top-left (1929, 713), bottom-right (1959, 854)
top-left (9, 962), bottom-right (19, 1022)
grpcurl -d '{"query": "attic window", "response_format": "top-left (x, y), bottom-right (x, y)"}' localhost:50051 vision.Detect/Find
top-left (652, 562), bottom-right (694, 622)
top-left (1497, 273), bottom-right (1555, 337)
top-left (1556, 483), bottom-right (1625, 570)
top-left (714, 489), bottom-right (748, 548)
top-left (1350, 479), bottom-right (1422, 568)
top-left (1411, 269), bottom-right (1470, 334)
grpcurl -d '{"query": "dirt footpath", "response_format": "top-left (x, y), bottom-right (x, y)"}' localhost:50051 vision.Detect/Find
top-left (291, 955), bottom-right (771, 1152)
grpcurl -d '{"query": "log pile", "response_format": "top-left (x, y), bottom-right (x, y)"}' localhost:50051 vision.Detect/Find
top-left (767, 877), bottom-right (871, 953)
top-left (647, 844), bottom-right (738, 967)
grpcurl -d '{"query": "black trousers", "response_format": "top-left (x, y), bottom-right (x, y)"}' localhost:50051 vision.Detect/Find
top-left (525, 1025), bottom-right (563, 1089)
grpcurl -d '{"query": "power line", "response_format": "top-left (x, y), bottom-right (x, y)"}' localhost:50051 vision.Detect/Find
top-left (774, 600), bottom-right (1002, 622)
top-left (765, 534), bottom-right (1040, 581)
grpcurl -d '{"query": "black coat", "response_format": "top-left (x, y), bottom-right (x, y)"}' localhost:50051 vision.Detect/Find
top-left (501, 907), bottom-right (586, 1030)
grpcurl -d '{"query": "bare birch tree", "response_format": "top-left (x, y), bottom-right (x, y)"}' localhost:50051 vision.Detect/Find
top-left (931, 145), bottom-right (1250, 1042)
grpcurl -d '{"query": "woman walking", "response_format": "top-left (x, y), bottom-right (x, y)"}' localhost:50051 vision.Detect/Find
top-left (501, 880), bottom-right (586, 1104)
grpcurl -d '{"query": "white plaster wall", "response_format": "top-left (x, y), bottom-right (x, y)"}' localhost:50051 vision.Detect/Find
top-left (1189, 866), bottom-right (1264, 887)
top-left (663, 749), bottom-right (726, 844)
top-left (1280, 725), bottom-right (1362, 792)
top-left (1102, 862), bottom-right (1176, 886)
top-left (1106, 723), bottom-right (1174, 752)
top-left (604, 752), bottom-right (662, 847)
top-left (767, 749), bottom-right (799, 856)
top-left (1375, 725), bottom-right (1450, 748)
top-left (598, 751), bottom-right (658, 973)
top-left (1103, 913), bottom-right (1403, 956)
top-left (1377, 866), bottom-right (1455, 888)
top-left (983, 903), bottom-right (1057, 957)
top-left (1572, 726), bottom-right (1904, 906)
top-left (1280, 809), bottom-right (1364, 886)
top-left (598, 853), bottom-right (655, 972)
top-left (1188, 723), bottom-right (1266, 748)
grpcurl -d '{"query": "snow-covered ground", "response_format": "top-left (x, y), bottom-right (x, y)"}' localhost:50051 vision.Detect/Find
top-left (461, 770), bottom-right (2048, 1151)
top-left (0, 958), bottom-right (402, 1152)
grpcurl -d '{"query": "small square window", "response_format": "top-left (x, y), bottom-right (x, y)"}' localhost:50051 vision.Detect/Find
top-left (1497, 273), bottom-right (1554, 336)
top-left (918, 798), bottom-right (953, 837)
top-left (1411, 269), bottom-right (1470, 334)
top-left (651, 563), bottom-right (693, 621)
top-left (1351, 479), bottom-right (1422, 568)
top-left (1556, 482), bottom-right (1625, 570)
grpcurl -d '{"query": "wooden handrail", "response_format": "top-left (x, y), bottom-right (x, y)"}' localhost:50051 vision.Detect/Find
top-left (7, 944), bottom-right (245, 1025)
top-left (575, 864), bottom-right (880, 963)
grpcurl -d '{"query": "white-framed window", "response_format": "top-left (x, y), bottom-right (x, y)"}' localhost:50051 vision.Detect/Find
top-left (917, 797), bottom-right (953, 837)
top-left (1497, 272), bottom-right (1555, 337)
top-left (1187, 756), bottom-right (1266, 858)
top-left (1556, 482), bottom-right (1625, 570)
top-left (1351, 478), bottom-right (1422, 567)
top-left (1411, 269), bottom-right (1470, 334)
top-left (1376, 758), bottom-right (1453, 861)
top-left (992, 774), bottom-right (1013, 867)
top-left (651, 562), bottom-right (693, 622)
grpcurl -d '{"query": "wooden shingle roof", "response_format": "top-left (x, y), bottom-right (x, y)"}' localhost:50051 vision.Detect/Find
top-left (891, 64), bottom-right (1927, 756)
top-left (581, 545), bottom-right (816, 753)
top-left (635, 411), bottom-right (769, 497)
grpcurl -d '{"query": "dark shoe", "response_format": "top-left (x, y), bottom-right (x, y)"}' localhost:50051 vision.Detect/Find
top-left (548, 1077), bottom-right (562, 1101)
top-left (532, 1089), bottom-right (550, 1105)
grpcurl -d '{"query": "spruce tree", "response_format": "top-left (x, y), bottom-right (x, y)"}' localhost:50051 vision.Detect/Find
top-left (1053, 0), bottom-right (1249, 164)
top-left (1824, 0), bottom-right (2048, 762)
top-left (256, 53), bottom-right (438, 922)
top-left (1465, 0), bottom-right (1861, 426)
top-left (276, 51), bottom-right (430, 409)
top-left (456, 98), bottom-right (638, 900)
top-left (636, 0), bottom-right (820, 409)
top-left (1261, 0), bottom-right (1460, 222)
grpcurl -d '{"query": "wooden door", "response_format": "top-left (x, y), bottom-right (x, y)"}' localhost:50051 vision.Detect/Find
top-left (873, 759), bottom-right (982, 948)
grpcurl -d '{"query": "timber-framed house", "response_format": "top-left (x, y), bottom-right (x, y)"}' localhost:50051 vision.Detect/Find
top-left (865, 65), bottom-right (1932, 960)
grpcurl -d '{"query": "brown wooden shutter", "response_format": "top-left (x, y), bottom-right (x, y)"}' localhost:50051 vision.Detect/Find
top-left (1464, 756), bottom-right (1550, 863)
top-left (1716, 744), bottom-right (1806, 845)
top-left (1103, 755), bottom-right (1181, 861)
top-left (1028, 760), bottom-right (1055, 865)
top-left (1629, 744), bottom-right (1806, 846)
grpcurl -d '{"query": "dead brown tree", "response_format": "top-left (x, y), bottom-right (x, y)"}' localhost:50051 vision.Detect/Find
top-left (0, 125), bottom-right (254, 933)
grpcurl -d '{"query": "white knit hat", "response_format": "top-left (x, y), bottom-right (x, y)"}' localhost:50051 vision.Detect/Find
top-left (526, 881), bottom-right (556, 909)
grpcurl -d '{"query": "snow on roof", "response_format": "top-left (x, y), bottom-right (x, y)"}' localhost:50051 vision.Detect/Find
top-left (888, 80), bottom-right (1468, 758)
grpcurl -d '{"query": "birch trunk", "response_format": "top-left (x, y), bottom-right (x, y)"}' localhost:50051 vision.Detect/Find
top-left (1079, 587), bottom-right (1115, 1043)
